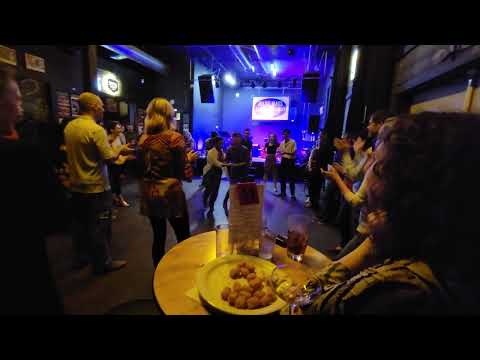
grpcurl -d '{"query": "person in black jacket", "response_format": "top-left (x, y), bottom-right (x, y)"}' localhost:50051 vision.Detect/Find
top-left (0, 65), bottom-right (64, 315)
top-left (306, 131), bottom-right (332, 212)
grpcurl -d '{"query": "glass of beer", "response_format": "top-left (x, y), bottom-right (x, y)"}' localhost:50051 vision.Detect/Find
top-left (286, 215), bottom-right (311, 262)
top-left (215, 224), bottom-right (232, 258)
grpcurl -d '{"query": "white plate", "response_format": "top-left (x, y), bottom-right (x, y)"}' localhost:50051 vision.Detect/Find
top-left (196, 255), bottom-right (286, 315)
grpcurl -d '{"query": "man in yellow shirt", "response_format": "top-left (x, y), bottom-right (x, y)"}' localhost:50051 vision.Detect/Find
top-left (64, 92), bottom-right (133, 275)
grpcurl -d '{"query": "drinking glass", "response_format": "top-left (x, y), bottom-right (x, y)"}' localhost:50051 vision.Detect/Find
top-left (259, 226), bottom-right (275, 261)
top-left (287, 215), bottom-right (311, 262)
top-left (269, 263), bottom-right (322, 314)
top-left (215, 224), bottom-right (232, 258)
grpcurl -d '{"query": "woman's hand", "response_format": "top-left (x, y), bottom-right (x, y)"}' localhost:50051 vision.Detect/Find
top-left (321, 164), bottom-right (341, 182)
top-left (332, 162), bottom-right (345, 175)
top-left (186, 150), bottom-right (199, 163)
top-left (119, 143), bottom-right (135, 156)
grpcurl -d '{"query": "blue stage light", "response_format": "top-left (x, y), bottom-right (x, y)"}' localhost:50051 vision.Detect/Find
top-left (224, 73), bottom-right (237, 86)
top-left (271, 63), bottom-right (278, 78)
top-left (235, 92), bottom-right (240, 98)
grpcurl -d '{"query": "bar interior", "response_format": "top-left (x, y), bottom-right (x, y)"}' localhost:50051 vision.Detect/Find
top-left (1, 44), bottom-right (479, 315)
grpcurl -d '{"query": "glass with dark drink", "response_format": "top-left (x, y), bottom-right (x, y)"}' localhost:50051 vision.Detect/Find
top-left (287, 215), bottom-right (311, 262)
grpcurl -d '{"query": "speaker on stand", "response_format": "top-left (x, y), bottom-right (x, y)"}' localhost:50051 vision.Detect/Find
top-left (198, 75), bottom-right (215, 103)
top-left (302, 72), bottom-right (320, 103)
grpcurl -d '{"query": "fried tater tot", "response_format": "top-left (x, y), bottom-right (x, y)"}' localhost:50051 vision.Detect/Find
top-left (230, 268), bottom-right (241, 279)
top-left (249, 278), bottom-right (262, 290)
top-left (245, 263), bottom-right (255, 272)
top-left (233, 282), bottom-right (242, 292)
top-left (260, 293), bottom-right (275, 307)
top-left (239, 262), bottom-right (247, 268)
top-left (240, 285), bottom-right (251, 292)
top-left (264, 293), bottom-right (275, 305)
top-left (228, 291), bottom-right (239, 306)
top-left (253, 290), bottom-right (265, 299)
top-left (235, 296), bottom-right (247, 309)
top-left (239, 290), bottom-right (252, 299)
top-left (221, 287), bottom-right (231, 301)
top-left (240, 267), bottom-right (250, 277)
top-left (259, 295), bottom-right (270, 307)
top-left (263, 286), bottom-right (273, 295)
top-left (246, 273), bottom-right (257, 281)
top-left (247, 297), bottom-right (259, 309)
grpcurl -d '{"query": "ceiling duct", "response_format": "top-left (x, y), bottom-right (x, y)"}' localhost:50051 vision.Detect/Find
top-left (101, 45), bottom-right (167, 73)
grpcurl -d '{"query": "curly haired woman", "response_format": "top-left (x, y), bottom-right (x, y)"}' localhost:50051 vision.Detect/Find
top-left (302, 112), bottom-right (480, 315)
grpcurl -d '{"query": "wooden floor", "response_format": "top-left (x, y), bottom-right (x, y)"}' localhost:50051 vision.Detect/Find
top-left (46, 177), bottom-right (341, 315)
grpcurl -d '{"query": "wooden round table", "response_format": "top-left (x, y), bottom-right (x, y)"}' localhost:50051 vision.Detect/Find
top-left (153, 231), bottom-right (332, 315)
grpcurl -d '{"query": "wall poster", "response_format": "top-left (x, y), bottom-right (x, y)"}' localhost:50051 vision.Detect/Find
top-left (25, 53), bottom-right (46, 73)
top-left (18, 75), bottom-right (50, 123)
top-left (0, 45), bottom-right (17, 66)
top-left (70, 94), bottom-right (80, 116)
top-left (56, 91), bottom-right (71, 120)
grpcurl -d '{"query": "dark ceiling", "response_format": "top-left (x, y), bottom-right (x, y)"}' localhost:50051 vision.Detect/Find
top-left (56, 45), bottom-right (339, 83)
top-left (181, 45), bottom-right (339, 82)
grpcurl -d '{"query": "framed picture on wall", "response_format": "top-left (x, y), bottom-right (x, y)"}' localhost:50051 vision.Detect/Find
top-left (105, 98), bottom-right (118, 112)
top-left (0, 45), bottom-right (16, 66)
top-left (25, 53), bottom-right (46, 73)
top-left (18, 75), bottom-right (51, 123)
top-left (119, 101), bottom-right (128, 117)
top-left (56, 91), bottom-right (71, 120)
top-left (70, 94), bottom-right (80, 116)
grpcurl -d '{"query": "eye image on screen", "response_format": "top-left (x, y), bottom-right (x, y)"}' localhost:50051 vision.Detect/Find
top-left (251, 96), bottom-right (289, 121)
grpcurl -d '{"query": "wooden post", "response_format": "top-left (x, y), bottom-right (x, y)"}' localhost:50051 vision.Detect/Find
top-left (82, 45), bottom-right (97, 93)
top-left (464, 75), bottom-right (478, 112)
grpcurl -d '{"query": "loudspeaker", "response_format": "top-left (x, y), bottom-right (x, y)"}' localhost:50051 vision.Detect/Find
top-left (302, 72), bottom-right (320, 103)
top-left (308, 115), bottom-right (320, 133)
top-left (198, 75), bottom-right (215, 103)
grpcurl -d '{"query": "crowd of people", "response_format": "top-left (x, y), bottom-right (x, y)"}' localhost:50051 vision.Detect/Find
top-left (2, 62), bottom-right (480, 315)
top-left (201, 127), bottom-right (300, 216)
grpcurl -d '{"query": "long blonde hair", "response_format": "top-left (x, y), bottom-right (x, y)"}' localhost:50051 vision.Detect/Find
top-left (144, 97), bottom-right (174, 135)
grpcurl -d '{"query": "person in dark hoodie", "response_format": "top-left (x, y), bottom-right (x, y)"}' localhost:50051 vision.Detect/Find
top-left (0, 65), bottom-right (63, 315)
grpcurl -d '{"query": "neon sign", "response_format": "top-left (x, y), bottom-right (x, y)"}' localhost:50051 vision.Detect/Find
top-left (97, 69), bottom-right (122, 97)
top-left (252, 97), bottom-right (289, 120)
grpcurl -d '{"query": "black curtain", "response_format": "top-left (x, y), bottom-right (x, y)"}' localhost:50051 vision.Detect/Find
top-left (324, 46), bottom-right (352, 139)
top-left (345, 46), bottom-right (398, 133)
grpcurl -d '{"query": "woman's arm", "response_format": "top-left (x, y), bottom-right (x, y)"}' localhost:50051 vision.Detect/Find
top-left (341, 151), bottom-right (368, 182)
top-left (302, 237), bottom-right (379, 315)
top-left (207, 149), bottom-right (224, 168)
top-left (322, 165), bottom-right (367, 206)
